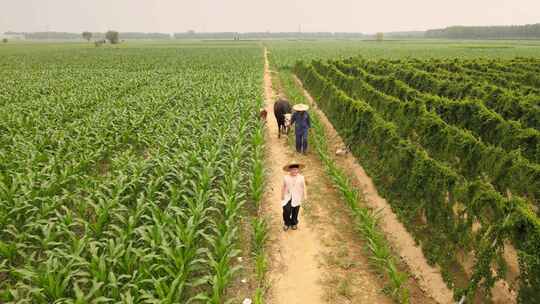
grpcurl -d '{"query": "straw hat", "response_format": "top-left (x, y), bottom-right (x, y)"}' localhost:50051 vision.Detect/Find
top-left (282, 160), bottom-right (306, 171)
top-left (293, 104), bottom-right (309, 112)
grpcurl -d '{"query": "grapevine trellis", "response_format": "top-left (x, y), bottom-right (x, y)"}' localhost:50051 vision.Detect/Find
top-left (295, 57), bottom-right (540, 303)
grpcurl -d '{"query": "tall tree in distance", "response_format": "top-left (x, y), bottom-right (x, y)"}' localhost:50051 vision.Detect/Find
top-left (105, 31), bottom-right (120, 44)
top-left (82, 31), bottom-right (92, 41)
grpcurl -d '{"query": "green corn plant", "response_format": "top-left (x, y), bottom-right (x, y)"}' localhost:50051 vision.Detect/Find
top-left (86, 200), bottom-right (111, 239)
top-left (1, 44), bottom-right (266, 302)
top-left (251, 218), bottom-right (268, 256)
top-left (87, 243), bottom-right (110, 285)
top-left (25, 221), bottom-right (63, 251)
top-left (385, 262), bottom-right (409, 302)
top-left (141, 273), bottom-right (187, 304)
top-left (250, 127), bottom-right (265, 207)
top-left (12, 257), bottom-right (85, 302)
top-left (254, 253), bottom-right (268, 284)
top-left (68, 280), bottom-right (111, 304)
top-left (205, 215), bottom-right (242, 302)
top-left (253, 288), bottom-right (265, 304)
top-left (0, 239), bottom-right (18, 264)
top-left (114, 241), bottom-right (141, 276)
top-left (119, 290), bottom-right (135, 304)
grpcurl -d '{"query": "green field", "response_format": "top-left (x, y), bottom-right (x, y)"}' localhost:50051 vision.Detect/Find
top-left (1, 40), bottom-right (540, 303)
top-left (291, 50), bottom-right (540, 302)
top-left (0, 42), bottom-right (265, 303)
top-left (267, 39), bottom-right (540, 68)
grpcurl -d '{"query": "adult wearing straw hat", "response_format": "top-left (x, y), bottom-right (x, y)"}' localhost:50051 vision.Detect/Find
top-left (291, 103), bottom-right (311, 154)
top-left (281, 160), bottom-right (308, 231)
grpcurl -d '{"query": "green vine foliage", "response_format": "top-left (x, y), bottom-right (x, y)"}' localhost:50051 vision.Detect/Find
top-left (423, 58), bottom-right (540, 95)
top-left (345, 57), bottom-right (540, 131)
top-left (399, 58), bottom-right (540, 97)
top-left (295, 60), bottom-right (540, 303)
top-left (338, 58), bottom-right (540, 163)
top-left (311, 60), bottom-right (540, 208)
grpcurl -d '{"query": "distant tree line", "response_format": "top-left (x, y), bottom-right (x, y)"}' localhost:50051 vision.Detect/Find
top-left (4, 31), bottom-right (171, 40)
top-left (384, 31), bottom-right (425, 39)
top-left (5, 31), bottom-right (371, 41)
top-left (7, 24), bottom-right (540, 41)
top-left (119, 32), bottom-right (171, 39)
top-left (173, 31), bottom-right (369, 39)
top-left (425, 23), bottom-right (540, 39)
top-left (5, 31), bottom-right (82, 40)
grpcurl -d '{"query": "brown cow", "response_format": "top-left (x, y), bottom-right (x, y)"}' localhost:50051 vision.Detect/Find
top-left (274, 99), bottom-right (291, 138)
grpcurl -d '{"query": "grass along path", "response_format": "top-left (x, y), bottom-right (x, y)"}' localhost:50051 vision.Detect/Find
top-left (262, 49), bottom-right (394, 303)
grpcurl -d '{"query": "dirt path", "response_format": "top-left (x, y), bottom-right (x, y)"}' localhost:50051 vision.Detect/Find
top-left (262, 49), bottom-right (325, 303)
top-left (292, 75), bottom-right (455, 304)
top-left (262, 49), bottom-right (393, 303)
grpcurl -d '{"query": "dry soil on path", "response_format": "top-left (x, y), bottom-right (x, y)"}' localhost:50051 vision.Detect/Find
top-left (262, 49), bottom-right (394, 303)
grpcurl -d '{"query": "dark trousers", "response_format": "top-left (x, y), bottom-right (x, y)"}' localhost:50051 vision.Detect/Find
top-left (283, 200), bottom-right (300, 227)
top-left (295, 129), bottom-right (308, 153)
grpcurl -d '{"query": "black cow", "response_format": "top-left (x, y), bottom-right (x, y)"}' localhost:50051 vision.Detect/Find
top-left (273, 99), bottom-right (291, 138)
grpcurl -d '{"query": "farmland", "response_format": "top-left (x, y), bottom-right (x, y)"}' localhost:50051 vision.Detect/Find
top-left (294, 55), bottom-right (540, 302)
top-left (267, 39), bottom-right (540, 67)
top-left (1, 39), bottom-right (540, 303)
top-left (0, 43), bottom-right (264, 302)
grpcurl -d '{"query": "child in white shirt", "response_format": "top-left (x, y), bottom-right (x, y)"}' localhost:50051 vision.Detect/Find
top-left (281, 161), bottom-right (308, 231)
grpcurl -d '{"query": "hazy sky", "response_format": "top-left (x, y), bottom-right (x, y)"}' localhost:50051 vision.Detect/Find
top-left (1, 0), bottom-right (539, 34)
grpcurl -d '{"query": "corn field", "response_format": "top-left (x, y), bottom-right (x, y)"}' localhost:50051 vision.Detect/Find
top-left (0, 45), bottom-right (264, 303)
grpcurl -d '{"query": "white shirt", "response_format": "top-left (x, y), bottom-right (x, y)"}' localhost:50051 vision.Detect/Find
top-left (282, 174), bottom-right (306, 207)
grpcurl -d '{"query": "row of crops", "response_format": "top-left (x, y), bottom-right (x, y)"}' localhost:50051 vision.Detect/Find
top-left (0, 45), bottom-right (264, 302)
top-left (266, 40), bottom-right (540, 69)
top-left (295, 56), bottom-right (540, 302)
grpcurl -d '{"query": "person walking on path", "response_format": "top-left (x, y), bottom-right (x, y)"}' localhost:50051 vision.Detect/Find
top-left (291, 104), bottom-right (311, 154)
top-left (281, 161), bottom-right (308, 231)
